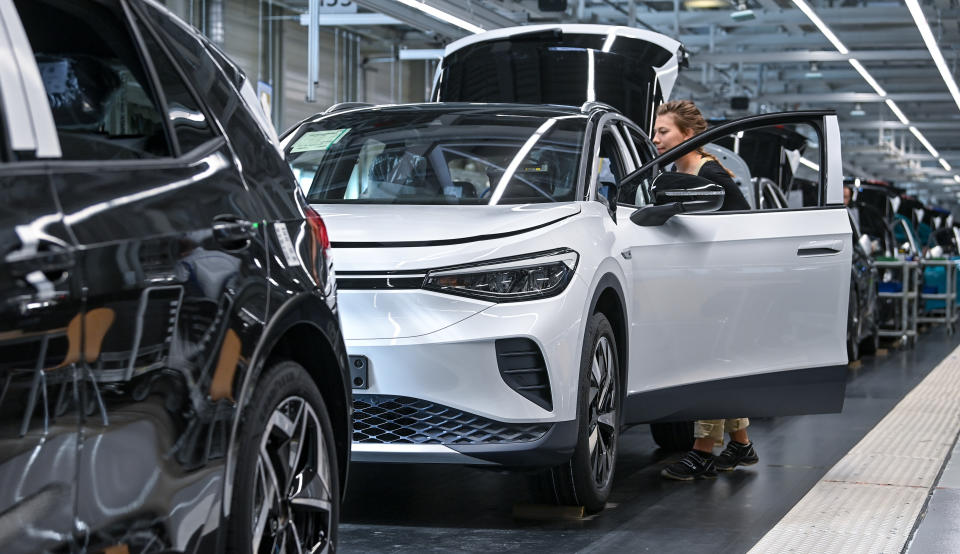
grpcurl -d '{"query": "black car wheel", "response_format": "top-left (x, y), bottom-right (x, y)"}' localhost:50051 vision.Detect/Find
top-left (536, 313), bottom-right (619, 513)
top-left (650, 421), bottom-right (695, 452)
top-left (229, 360), bottom-right (338, 554)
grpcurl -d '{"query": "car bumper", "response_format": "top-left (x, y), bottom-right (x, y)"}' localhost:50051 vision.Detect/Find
top-left (343, 278), bottom-right (589, 465)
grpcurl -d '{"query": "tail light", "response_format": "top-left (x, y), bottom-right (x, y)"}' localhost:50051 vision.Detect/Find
top-left (305, 205), bottom-right (331, 255)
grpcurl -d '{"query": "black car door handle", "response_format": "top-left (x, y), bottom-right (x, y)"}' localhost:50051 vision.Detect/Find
top-left (7, 249), bottom-right (76, 276)
top-left (212, 217), bottom-right (256, 249)
top-left (797, 240), bottom-right (843, 256)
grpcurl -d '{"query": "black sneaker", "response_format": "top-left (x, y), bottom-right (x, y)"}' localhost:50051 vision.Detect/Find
top-left (714, 441), bottom-right (759, 471)
top-left (660, 450), bottom-right (717, 481)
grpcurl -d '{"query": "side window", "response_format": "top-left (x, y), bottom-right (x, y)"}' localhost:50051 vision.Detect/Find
top-left (16, 0), bottom-right (172, 160)
top-left (134, 17), bottom-right (217, 154)
top-left (714, 123), bottom-right (823, 209)
top-left (618, 127), bottom-right (655, 207)
top-left (596, 124), bottom-right (630, 205)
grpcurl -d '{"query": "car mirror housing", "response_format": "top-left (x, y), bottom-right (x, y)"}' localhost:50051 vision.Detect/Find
top-left (629, 172), bottom-right (725, 226)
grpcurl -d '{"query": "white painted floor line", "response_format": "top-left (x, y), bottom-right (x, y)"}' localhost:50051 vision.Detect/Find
top-left (749, 346), bottom-right (960, 554)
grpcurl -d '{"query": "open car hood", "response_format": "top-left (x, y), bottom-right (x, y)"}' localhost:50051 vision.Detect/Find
top-left (432, 24), bottom-right (684, 131)
top-left (310, 203), bottom-right (581, 248)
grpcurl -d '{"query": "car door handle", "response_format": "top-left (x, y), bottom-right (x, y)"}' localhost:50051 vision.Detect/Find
top-left (212, 217), bottom-right (256, 249)
top-left (797, 240), bottom-right (844, 256)
top-left (7, 249), bottom-right (76, 276)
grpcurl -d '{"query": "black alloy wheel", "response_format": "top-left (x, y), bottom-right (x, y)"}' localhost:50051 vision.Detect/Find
top-left (536, 312), bottom-right (619, 513)
top-left (229, 360), bottom-right (338, 554)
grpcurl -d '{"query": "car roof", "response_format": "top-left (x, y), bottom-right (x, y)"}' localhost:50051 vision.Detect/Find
top-left (282, 102), bottom-right (604, 140)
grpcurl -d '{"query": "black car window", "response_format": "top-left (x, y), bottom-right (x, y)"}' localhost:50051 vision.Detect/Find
top-left (16, 0), bottom-right (172, 160)
top-left (133, 17), bottom-right (217, 155)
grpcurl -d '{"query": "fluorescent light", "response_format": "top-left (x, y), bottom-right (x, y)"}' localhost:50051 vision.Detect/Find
top-left (910, 125), bottom-right (939, 158)
top-left (791, 0), bottom-right (849, 54)
top-left (905, 0), bottom-right (960, 113)
top-left (799, 157), bottom-right (820, 172)
top-left (684, 0), bottom-right (729, 8)
top-left (955, 175), bottom-right (960, 183)
top-left (940, 158), bottom-right (952, 171)
top-left (848, 59), bottom-right (886, 96)
top-left (395, 0), bottom-right (485, 34)
top-left (398, 48), bottom-right (445, 60)
top-left (884, 99), bottom-right (909, 125)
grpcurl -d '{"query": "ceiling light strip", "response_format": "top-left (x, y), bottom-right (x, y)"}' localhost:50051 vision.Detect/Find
top-left (849, 59), bottom-right (886, 97)
top-left (905, 0), bottom-right (960, 113)
top-left (939, 158), bottom-right (952, 171)
top-left (910, 126), bottom-right (939, 158)
top-left (790, 0), bottom-right (849, 54)
top-left (395, 0), bottom-right (485, 34)
top-left (884, 99), bottom-right (910, 125)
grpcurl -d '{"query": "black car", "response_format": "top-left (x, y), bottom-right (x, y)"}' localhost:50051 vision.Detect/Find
top-left (0, 1), bottom-right (350, 553)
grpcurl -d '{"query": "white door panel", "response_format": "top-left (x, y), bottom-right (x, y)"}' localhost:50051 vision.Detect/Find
top-left (618, 207), bottom-right (851, 395)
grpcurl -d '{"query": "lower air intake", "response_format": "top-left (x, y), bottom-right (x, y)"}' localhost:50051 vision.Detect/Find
top-left (353, 395), bottom-right (550, 445)
top-left (495, 338), bottom-right (553, 411)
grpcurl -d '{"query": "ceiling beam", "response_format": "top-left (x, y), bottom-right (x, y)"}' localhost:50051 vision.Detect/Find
top-left (692, 50), bottom-right (932, 64)
top-left (678, 30), bottom-right (927, 49)
top-left (625, 5), bottom-right (936, 28)
top-left (840, 121), bottom-right (960, 130)
top-left (740, 92), bottom-right (952, 103)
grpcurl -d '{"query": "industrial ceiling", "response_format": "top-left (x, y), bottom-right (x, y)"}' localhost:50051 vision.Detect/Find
top-left (291, 0), bottom-right (960, 204)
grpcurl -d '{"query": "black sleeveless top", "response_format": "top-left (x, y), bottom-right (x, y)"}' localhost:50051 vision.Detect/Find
top-left (697, 160), bottom-right (750, 212)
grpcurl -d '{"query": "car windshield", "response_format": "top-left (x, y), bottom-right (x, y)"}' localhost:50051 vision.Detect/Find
top-left (284, 109), bottom-right (586, 205)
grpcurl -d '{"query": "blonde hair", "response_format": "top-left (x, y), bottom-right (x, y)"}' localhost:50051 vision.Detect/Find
top-left (657, 100), bottom-right (734, 177)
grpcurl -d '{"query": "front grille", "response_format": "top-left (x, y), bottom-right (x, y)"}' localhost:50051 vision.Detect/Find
top-left (353, 395), bottom-right (550, 445)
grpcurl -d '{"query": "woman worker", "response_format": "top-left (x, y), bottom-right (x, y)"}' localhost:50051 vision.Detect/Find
top-left (651, 100), bottom-right (757, 481)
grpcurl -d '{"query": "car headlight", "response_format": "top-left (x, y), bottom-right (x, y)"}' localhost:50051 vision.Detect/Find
top-left (423, 249), bottom-right (579, 302)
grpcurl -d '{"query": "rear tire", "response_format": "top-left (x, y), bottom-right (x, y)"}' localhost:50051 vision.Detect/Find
top-left (228, 360), bottom-right (339, 554)
top-left (650, 421), bottom-right (695, 452)
top-left (535, 313), bottom-right (619, 514)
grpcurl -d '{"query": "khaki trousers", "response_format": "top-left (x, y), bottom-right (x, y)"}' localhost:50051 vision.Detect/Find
top-left (693, 418), bottom-right (750, 447)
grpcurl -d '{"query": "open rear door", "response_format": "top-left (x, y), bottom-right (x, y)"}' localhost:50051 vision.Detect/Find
top-left (432, 24), bottom-right (683, 132)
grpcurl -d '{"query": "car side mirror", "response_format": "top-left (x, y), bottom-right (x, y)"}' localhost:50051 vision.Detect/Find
top-left (597, 180), bottom-right (619, 222)
top-left (629, 172), bottom-right (725, 226)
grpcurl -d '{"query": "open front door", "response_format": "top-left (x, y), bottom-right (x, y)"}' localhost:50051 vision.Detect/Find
top-left (615, 111), bottom-right (852, 423)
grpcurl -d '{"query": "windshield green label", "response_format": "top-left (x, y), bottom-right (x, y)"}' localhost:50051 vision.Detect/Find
top-left (290, 128), bottom-right (350, 153)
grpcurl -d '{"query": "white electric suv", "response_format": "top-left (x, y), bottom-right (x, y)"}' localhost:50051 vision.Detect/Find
top-left (283, 25), bottom-right (852, 511)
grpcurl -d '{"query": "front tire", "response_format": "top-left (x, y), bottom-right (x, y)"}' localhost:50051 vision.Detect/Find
top-left (538, 313), bottom-right (619, 513)
top-left (228, 360), bottom-right (339, 554)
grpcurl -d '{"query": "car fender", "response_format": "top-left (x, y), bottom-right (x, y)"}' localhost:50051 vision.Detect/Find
top-left (579, 259), bottom-right (630, 407)
top-left (221, 290), bottom-right (350, 518)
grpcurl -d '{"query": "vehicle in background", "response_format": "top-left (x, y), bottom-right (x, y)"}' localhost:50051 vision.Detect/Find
top-left (0, 1), bottom-right (350, 552)
top-left (848, 211), bottom-right (880, 361)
